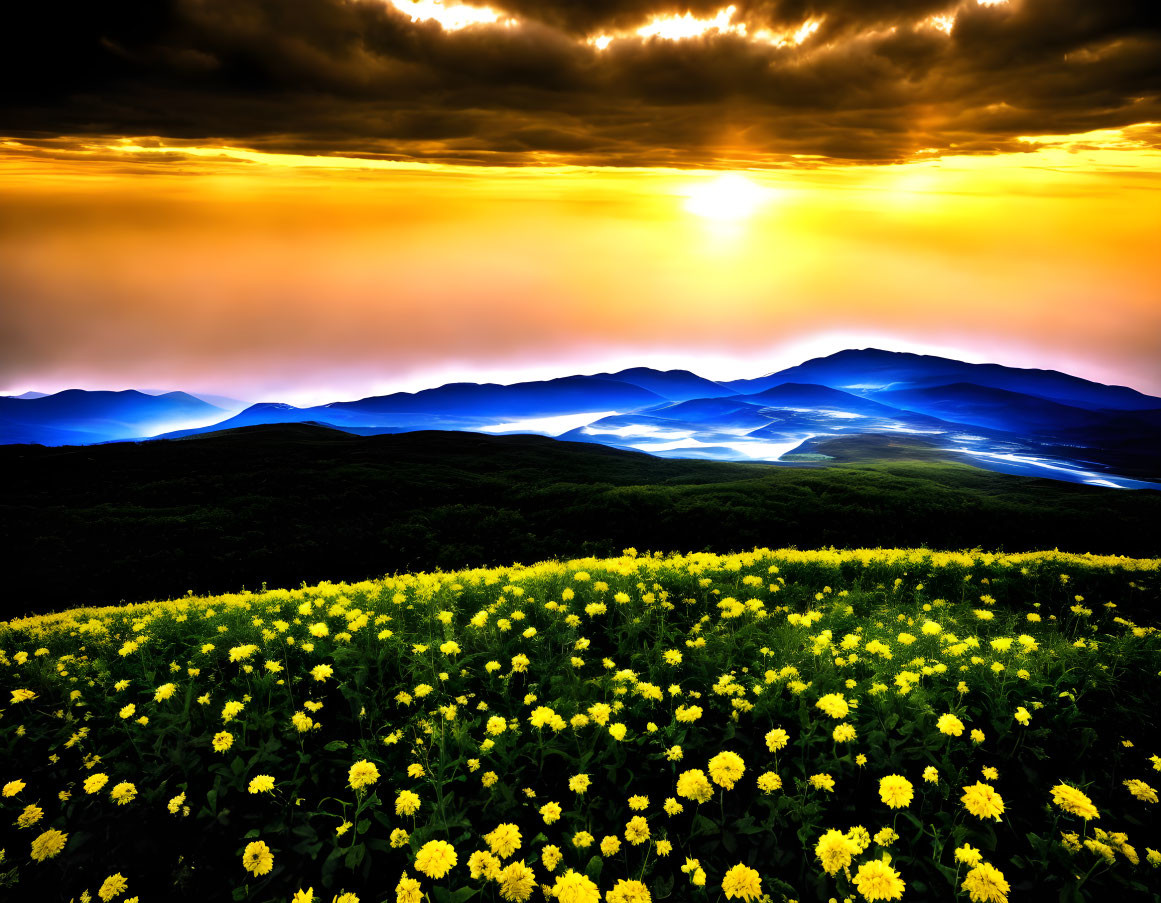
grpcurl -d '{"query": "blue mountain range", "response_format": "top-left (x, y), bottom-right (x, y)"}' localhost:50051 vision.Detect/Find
top-left (4, 350), bottom-right (1159, 488)
top-left (0, 389), bottom-right (226, 445)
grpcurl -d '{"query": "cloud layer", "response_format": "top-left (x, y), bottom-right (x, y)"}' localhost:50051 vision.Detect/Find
top-left (3, 0), bottom-right (1159, 165)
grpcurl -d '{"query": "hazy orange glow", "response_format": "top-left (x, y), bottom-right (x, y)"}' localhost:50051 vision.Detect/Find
top-left (1, 129), bottom-right (1159, 403)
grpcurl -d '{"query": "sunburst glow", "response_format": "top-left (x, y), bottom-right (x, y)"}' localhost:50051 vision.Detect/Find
top-left (387, 0), bottom-right (512, 31)
top-left (922, 14), bottom-right (956, 35)
top-left (591, 7), bottom-right (821, 51)
top-left (682, 174), bottom-right (772, 221)
top-left (637, 6), bottom-right (744, 41)
top-left (754, 18), bottom-right (822, 48)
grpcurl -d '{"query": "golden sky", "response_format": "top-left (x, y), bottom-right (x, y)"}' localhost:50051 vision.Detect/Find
top-left (1, 0), bottom-right (1159, 401)
top-left (2, 130), bottom-right (1159, 402)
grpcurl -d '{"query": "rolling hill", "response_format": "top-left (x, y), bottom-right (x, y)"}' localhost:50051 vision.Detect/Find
top-left (3, 423), bottom-right (1160, 615)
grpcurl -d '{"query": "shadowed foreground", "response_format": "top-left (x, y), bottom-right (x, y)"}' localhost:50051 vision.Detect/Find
top-left (2, 425), bottom-right (1159, 615)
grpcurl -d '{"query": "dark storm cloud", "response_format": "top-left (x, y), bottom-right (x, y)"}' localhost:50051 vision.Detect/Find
top-left (2, 0), bottom-right (1159, 166)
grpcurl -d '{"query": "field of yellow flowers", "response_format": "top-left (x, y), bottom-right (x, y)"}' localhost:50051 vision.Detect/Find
top-left (2, 548), bottom-right (1160, 903)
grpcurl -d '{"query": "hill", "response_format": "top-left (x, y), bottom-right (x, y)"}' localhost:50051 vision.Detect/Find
top-left (2, 425), bottom-right (1159, 615)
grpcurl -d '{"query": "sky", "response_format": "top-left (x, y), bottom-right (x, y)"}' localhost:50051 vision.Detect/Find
top-left (2, 0), bottom-right (1160, 404)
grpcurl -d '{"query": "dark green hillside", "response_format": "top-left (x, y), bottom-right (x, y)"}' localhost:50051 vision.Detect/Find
top-left (2, 425), bottom-right (1158, 616)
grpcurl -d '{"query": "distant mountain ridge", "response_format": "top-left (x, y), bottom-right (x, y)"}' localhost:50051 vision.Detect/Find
top-left (0, 389), bottom-right (225, 446)
top-left (4, 349), bottom-right (1159, 488)
top-left (596, 368), bottom-right (736, 401)
top-left (321, 375), bottom-right (667, 416)
top-left (727, 348), bottom-right (1158, 411)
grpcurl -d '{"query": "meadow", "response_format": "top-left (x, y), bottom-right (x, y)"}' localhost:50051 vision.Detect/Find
top-left (1, 548), bottom-right (1159, 903)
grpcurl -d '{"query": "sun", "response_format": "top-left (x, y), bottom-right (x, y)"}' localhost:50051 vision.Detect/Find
top-left (682, 173), bottom-right (770, 221)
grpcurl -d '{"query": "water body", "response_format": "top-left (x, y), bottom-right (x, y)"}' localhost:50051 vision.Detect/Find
top-left (946, 448), bottom-right (1160, 491)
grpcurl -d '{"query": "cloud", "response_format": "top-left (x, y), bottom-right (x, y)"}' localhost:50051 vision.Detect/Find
top-left (1, 0), bottom-right (1159, 166)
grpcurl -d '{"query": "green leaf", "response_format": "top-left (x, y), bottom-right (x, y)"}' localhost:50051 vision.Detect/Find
top-left (932, 863), bottom-right (959, 889)
top-left (324, 740), bottom-right (349, 752)
top-left (692, 814), bottom-right (717, 838)
top-left (900, 811), bottom-right (924, 835)
top-left (1059, 883), bottom-right (1086, 903)
top-left (734, 816), bottom-right (762, 835)
top-left (357, 819), bottom-right (371, 836)
top-left (651, 872), bottom-right (675, 900)
top-left (431, 887), bottom-right (477, 903)
top-left (343, 843), bottom-right (366, 869)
